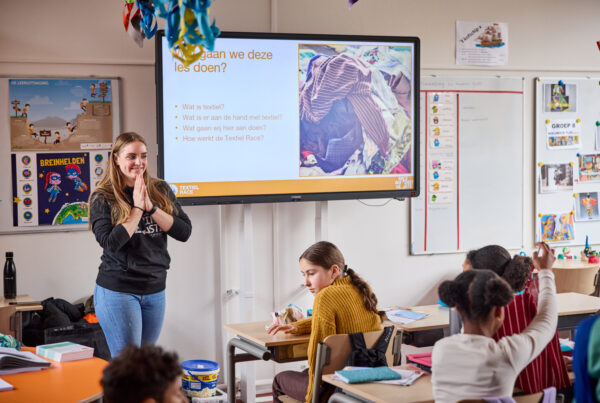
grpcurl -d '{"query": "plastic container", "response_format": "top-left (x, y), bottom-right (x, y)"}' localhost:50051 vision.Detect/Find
top-left (182, 359), bottom-right (220, 398)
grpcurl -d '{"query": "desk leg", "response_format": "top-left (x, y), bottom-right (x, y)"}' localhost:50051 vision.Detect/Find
top-left (328, 392), bottom-right (364, 403)
top-left (227, 338), bottom-right (272, 403)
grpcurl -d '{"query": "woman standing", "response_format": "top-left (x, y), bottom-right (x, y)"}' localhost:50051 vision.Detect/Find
top-left (89, 132), bottom-right (192, 357)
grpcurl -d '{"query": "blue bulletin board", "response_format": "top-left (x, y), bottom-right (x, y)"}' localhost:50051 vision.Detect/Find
top-left (0, 77), bottom-right (121, 233)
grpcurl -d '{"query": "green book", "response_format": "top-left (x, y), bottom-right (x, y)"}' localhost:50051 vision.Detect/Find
top-left (36, 342), bottom-right (93, 362)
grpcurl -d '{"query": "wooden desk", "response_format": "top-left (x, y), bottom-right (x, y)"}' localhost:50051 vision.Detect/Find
top-left (0, 295), bottom-right (43, 340)
top-left (552, 260), bottom-right (600, 295)
top-left (322, 365), bottom-right (433, 403)
top-left (1, 349), bottom-right (107, 403)
top-left (224, 321), bottom-right (310, 403)
top-left (398, 293), bottom-right (600, 346)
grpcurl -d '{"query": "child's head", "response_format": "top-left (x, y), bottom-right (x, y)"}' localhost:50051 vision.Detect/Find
top-left (101, 344), bottom-right (187, 403)
top-left (464, 245), bottom-right (532, 292)
top-left (439, 269), bottom-right (513, 333)
top-left (299, 241), bottom-right (379, 315)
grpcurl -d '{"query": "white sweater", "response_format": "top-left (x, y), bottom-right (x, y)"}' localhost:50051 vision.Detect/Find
top-left (431, 270), bottom-right (557, 403)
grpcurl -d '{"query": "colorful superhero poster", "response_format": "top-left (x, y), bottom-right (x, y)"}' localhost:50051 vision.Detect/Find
top-left (36, 152), bottom-right (91, 225)
top-left (9, 78), bottom-right (113, 152)
top-left (576, 192), bottom-right (600, 221)
top-left (578, 153), bottom-right (600, 182)
top-left (298, 44), bottom-right (412, 177)
top-left (539, 163), bottom-right (573, 193)
top-left (540, 212), bottom-right (575, 243)
top-left (543, 83), bottom-right (576, 113)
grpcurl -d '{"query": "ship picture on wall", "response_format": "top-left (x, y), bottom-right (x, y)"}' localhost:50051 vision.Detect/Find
top-left (476, 24), bottom-right (505, 48)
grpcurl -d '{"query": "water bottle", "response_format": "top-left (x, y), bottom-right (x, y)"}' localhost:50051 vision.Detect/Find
top-left (4, 252), bottom-right (16, 299)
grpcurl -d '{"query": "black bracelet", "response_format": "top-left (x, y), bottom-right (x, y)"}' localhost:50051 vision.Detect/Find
top-left (132, 205), bottom-right (144, 212)
top-left (148, 205), bottom-right (158, 215)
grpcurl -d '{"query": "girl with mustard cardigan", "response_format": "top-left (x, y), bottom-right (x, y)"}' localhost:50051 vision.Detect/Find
top-left (268, 241), bottom-right (382, 403)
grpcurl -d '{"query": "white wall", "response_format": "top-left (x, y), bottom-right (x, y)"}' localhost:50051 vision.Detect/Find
top-left (2, 0), bottom-right (600, 388)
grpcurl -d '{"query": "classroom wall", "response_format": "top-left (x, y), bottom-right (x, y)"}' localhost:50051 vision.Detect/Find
top-left (2, 0), bottom-right (600, 389)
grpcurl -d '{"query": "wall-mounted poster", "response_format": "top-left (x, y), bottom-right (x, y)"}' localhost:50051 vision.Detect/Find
top-left (543, 83), bottom-right (577, 113)
top-left (540, 212), bottom-right (575, 243)
top-left (539, 163), bottom-right (574, 193)
top-left (576, 192), bottom-right (600, 221)
top-left (11, 151), bottom-right (110, 227)
top-left (9, 79), bottom-right (113, 152)
top-left (578, 153), bottom-right (600, 182)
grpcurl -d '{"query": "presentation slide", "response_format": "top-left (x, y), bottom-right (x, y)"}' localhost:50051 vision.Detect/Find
top-left (159, 35), bottom-right (416, 199)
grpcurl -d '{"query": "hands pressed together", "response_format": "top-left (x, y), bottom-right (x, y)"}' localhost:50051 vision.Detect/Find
top-left (133, 173), bottom-right (153, 212)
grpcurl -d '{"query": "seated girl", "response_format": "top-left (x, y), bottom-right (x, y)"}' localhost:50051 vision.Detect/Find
top-left (432, 242), bottom-right (557, 401)
top-left (465, 245), bottom-right (570, 394)
top-left (268, 241), bottom-right (382, 403)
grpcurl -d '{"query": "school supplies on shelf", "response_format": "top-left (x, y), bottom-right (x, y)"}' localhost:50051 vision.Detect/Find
top-left (0, 346), bottom-right (51, 374)
top-left (386, 309), bottom-right (428, 324)
top-left (36, 342), bottom-right (93, 362)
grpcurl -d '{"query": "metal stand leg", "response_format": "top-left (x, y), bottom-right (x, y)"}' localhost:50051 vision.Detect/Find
top-left (226, 338), bottom-right (272, 403)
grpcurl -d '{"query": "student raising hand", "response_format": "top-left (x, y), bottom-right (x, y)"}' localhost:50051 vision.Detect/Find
top-left (532, 242), bottom-right (555, 271)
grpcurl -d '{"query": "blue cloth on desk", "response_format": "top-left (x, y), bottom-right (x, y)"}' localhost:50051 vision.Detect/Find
top-left (335, 366), bottom-right (401, 384)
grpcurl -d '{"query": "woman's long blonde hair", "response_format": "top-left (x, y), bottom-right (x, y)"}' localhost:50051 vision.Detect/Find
top-left (89, 132), bottom-right (175, 225)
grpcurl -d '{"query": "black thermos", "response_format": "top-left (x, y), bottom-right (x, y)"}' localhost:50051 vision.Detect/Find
top-left (4, 252), bottom-right (16, 299)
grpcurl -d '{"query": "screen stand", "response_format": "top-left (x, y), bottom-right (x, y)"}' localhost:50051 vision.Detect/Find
top-left (315, 201), bottom-right (328, 241)
top-left (239, 204), bottom-right (256, 403)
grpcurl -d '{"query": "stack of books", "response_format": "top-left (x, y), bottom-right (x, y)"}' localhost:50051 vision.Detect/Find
top-left (36, 342), bottom-right (94, 362)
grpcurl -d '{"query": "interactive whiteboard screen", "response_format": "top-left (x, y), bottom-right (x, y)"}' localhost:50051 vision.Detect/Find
top-left (156, 32), bottom-right (420, 204)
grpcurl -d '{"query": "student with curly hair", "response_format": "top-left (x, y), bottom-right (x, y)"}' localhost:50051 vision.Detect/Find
top-left (101, 344), bottom-right (187, 403)
top-left (268, 241), bottom-right (382, 403)
top-left (432, 242), bottom-right (557, 401)
top-left (464, 245), bottom-right (570, 395)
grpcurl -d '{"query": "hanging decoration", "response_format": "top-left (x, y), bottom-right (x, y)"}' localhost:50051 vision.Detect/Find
top-left (122, 0), bottom-right (220, 67)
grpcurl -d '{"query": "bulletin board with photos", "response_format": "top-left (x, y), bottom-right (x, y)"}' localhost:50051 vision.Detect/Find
top-left (535, 77), bottom-right (600, 246)
top-left (0, 77), bottom-right (121, 234)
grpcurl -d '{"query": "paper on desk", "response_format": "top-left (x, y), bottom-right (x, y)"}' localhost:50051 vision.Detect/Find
top-left (376, 369), bottom-right (424, 386)
top-left (386, 309), bottom-right (428, 324)
top-left (0, 377), bottom-right (13, 391)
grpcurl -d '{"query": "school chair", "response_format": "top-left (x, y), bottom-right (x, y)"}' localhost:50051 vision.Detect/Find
top-left (553, 265), bottom-right (598, 295)
top-left (278, 327), bottom-right (401, 403)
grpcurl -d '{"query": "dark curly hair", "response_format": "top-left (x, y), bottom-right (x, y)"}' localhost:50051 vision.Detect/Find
top-left (438, 269), bottom-right (514, 322)
top-left (101, 344), bottom-right (182, 403)
top-left (467, 245), bottom-right (533, 292)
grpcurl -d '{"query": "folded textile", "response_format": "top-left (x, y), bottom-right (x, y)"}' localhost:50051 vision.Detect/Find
top-left (334, 366), bottom-right (402, 384)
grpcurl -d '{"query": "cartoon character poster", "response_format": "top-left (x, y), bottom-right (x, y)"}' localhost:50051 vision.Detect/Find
top-left (540, 212), bottom-right (575, 243)
top-left (576, 192), bottom-right (600, 221)
top-left (9, 78), bottom-right (113, 152)
top-left (36, 152), bottom-right (91, 225)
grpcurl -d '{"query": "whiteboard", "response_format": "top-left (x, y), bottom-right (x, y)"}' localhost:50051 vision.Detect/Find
top-left (535, 77), bottom-right (600, 247)
top-left (0, 77), bottom-right (120, 234)
top-left (410, 76), bottom-right (524, 254)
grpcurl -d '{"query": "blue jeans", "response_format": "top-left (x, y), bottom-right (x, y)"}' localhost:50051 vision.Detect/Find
top-left (94, 284), bottom-right (165, 358)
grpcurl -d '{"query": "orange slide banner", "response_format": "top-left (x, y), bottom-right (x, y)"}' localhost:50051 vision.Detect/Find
top-left (171, 176), bottom-right (414, 197)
